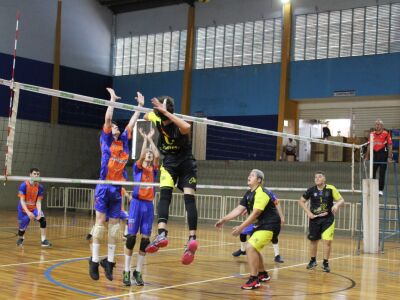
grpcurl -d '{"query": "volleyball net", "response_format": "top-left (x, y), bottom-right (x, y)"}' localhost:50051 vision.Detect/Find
top-left (0, 78), bottom-right (366, 198)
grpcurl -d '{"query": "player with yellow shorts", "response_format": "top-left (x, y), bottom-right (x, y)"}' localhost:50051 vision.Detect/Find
top-left (215, 169), bottom-right (281, 290)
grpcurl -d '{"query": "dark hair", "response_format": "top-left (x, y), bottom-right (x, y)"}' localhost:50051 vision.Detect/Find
top-left (30, 168), bottom-right (40, 173)
top-left (314, 171), bottom-right (325, 177)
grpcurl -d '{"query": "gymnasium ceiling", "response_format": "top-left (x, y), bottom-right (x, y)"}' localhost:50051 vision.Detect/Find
top-left (98, 0), bottom-right (195, 14)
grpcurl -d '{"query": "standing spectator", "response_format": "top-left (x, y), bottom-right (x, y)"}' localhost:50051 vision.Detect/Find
top-left (323, 122), bottom-right (331, 139)
top-left (283, 138), bottom-right (297, 161)
top-left (365, 119), bottom-right (393, 196)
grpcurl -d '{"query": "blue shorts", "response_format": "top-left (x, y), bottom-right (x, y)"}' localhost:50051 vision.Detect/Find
top-left (128, 198), bottom-right (154, 236)
top-left (242, 224), bottom-right (254, 235)
top-left (105, 210), bottom-right (128, 222)
top-left (17, 208), bottom-right (44, 231)
top-left (95, 184), bottom-right (122, 219)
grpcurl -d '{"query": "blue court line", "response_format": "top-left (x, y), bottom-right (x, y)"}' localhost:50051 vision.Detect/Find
top-left (44, 258), bottom-right (103, 298)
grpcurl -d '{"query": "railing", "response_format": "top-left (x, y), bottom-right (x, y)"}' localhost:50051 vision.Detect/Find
top-left (47, 187), bottom-right (398, 236)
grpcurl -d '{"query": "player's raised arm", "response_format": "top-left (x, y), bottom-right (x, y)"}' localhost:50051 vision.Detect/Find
top-left (127, 92), bottom-right (144, 132)
top-left (105, 88), bottom-right (120, 128)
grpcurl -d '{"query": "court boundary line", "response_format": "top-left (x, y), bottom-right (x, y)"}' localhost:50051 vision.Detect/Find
top-left (93, 254), bottom-right (352, 300)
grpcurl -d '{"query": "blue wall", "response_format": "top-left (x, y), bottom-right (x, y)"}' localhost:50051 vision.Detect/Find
top-left (290, 53), bottom-right (400, 99)
top-left (0, 52), bottom-right (111, 127)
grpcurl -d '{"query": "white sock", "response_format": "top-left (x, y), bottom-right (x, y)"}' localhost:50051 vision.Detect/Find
top-left (136, 254), bottom-right (145, 272)
top-left (240, 242), bottom-right (246, 252)
top-left (41, 235), bottom-right (46, 242)
top-left (273, 243), bottom-right (280, 256)
top-left (124, 224), bottom-right (128, 236)
top-left (92, 243), bottom-right (100, 262)
top-left (124, 254), bottom-right (132, 272)
top-left (108, 244), bottom-right (116, 262)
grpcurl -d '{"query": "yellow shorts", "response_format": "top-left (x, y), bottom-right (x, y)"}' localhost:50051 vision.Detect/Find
top-left (160, 166), bottom-right (175, 188)
top-left (247, 230), bottom-right (273, 252)
top-left (321, 220), bottom-right (335, 241)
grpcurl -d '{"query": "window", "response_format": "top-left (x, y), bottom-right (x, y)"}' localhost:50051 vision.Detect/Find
top-left (294, 3), bottom-right (400, 61)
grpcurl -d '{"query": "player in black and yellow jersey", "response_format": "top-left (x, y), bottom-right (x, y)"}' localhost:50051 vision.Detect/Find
top-left (215, 169), bottom-right (281, 290)
top-left (143, 96), bottom-right (199, 265)
top-left (298, 171), bottom-right (345, 272)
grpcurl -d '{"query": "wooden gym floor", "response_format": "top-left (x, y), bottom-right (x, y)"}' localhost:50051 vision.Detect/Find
top-left (0, 210), bottom-right (399, 299)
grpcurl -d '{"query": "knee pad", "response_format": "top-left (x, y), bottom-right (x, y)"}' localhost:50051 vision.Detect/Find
top-left (39, 217), bottom-right (46, 229)
top-left (125, 234), bottom-right (136, 250)
top-left (108, 223), bottom-right (120, 240)
top-left (184, 194), bottom-right (197, 231)
top-left (18, 230), bottom-right (25, 237)
top-left (140, 237), bottom-right (150, 252)
top-left (240, 234), bottom-right (247, 243)
top-left (92, 224), bottom-right (105, 240)
top-left (271, 236), bottom-right (278, 244)
top-left (158, 188), bottom-right (172, 224)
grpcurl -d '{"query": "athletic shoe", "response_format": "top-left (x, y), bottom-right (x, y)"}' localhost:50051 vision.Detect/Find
top-left (16, 238), bottom-right (24, 247)
top-left (241, 276), bottom-right (261, 290)
top-left (322, 264), bottom-right (331, 273)
top-left (379, 191), bottom-right (384, 196)
top-left (89, 258), bottom-right (100, 280)
top-left (122, 270), bottom-right (131, 286)
top-left (132, 270), bottom-right (144, 286)
top-left (306, 260), bottom-right (317, 270)
top-left (181, 239), bottom-right (199, 265)
top-left (86, 233), bottom-right (92, 241)
top-left (41, 240), bottom-right (52, 247)
top-left (258, 271), bottom-right (271, 282)
top-left (100, 258), bottom-right (116, 281)
top-left (274, 255), bottom-right (284, 263)
top-left (145, 232), bottom-right (168, 253)
top-left (232, 249), bottom-right (246, 257)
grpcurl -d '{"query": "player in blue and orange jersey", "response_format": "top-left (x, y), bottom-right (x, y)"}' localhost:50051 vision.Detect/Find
top-left (16, 168), bottom-right (52, 247)
top-left (89, 88), bottom-right (143, 282)
top-left (123, 127), bottom-right (159, 286)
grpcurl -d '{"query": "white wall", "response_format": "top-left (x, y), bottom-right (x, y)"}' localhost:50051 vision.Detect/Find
top-left (116, 0), bottom-right (397, 37)
top-left (0, 0), bottom-right (113, 75)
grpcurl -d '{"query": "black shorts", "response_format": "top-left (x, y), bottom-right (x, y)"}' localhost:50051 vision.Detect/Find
top-left (308, 215), bottom-right (335, 241)
top-left (160, 156), bottom-right (197, 191)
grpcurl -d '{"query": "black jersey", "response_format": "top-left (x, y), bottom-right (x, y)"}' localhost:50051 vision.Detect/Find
top-left (302, 184), bottom-right (342, 216)
top-left (240, 186), bottom-right (281, 230)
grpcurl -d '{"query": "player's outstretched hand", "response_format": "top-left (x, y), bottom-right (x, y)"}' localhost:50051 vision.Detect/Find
top-left (151, 97), bottom-right (168, 115)
top-left (147, 128), bottom-right (155, 139)
top-left (138, 127), bottom-right (146, 138)
top-left (106, 88), bottom-right (120, 102)
top-left (135, 92), bottom-right (144, 107)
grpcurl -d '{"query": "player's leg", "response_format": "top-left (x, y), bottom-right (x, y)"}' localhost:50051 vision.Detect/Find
top-left (123, 198), bottom-right (141, 286)
top-left (232, 224), bottom-right (253, 257)
top-left (35, 209), bottom-right (51, 247)
top-left (271, 228), bottom-right (283, 263)
top-left (89, 184), bottom-right (108, 280)
top-left (120, 210), bottom-right (129, 239)
top-left (146, 166), bottom-right (176, 253)
top-left (307, 219), bottom-right (321, 270)
top-left (16, 210), bottom-right (30, 246)
top-left (180, 158), bottom-right (199, 265)
top-left (321, 218), bottom-right (335, 272)
top-left (133, 200), bottom-right (153, 286)
top-left (242, 230), bottom-right (273, 290)
top-left (100, 185), bottom-right (122, 281)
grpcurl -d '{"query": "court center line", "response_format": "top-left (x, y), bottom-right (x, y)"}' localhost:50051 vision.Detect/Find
top-left (93, 254), bottom-right (352, 300)
top-left (0, 241), bottom-right (236, 268)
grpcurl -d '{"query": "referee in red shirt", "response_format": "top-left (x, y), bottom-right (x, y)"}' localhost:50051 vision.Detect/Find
top-left (365, 119), bottom-right (393, 196)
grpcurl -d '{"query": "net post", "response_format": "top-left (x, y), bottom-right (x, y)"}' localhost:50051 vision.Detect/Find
top-left (369, 133), bottom-right (374, 179)
top-left (362, 178), bottom-right (379, 253)
top-left (351, 143), bottom-right (355, 192)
